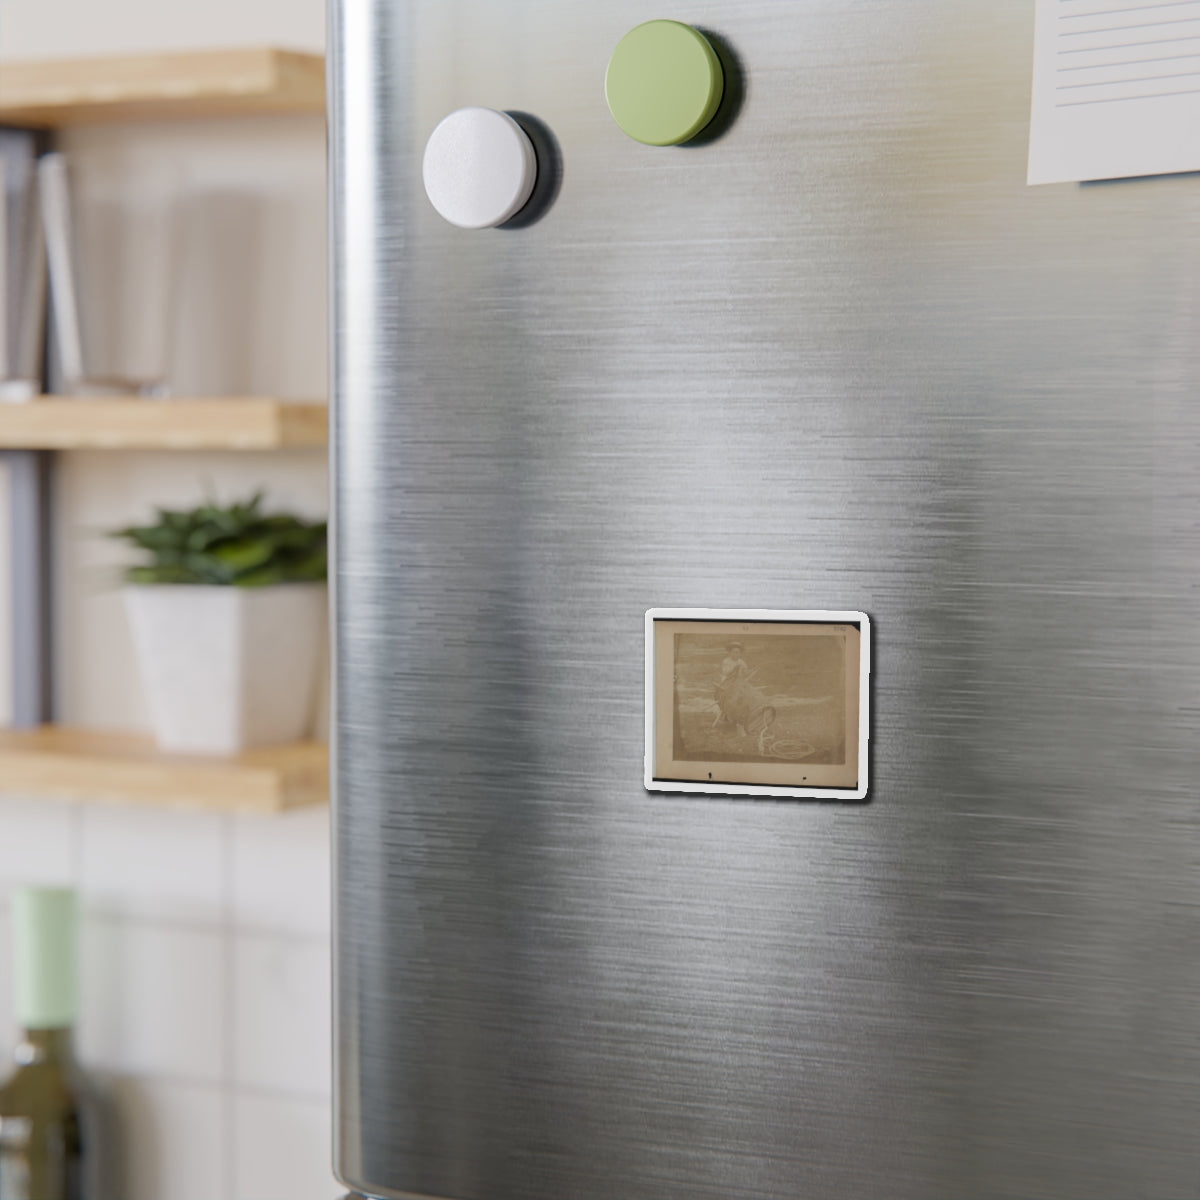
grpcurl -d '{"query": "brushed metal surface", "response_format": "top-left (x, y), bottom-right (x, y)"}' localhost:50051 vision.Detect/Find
top-left (330, 2), bottom-right (1200, 1197)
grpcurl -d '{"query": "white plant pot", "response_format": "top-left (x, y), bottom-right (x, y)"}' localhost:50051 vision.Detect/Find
top-left (124, 583), bottom-right (326, 756)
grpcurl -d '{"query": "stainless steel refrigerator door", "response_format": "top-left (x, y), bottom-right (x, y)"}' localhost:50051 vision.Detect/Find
top-left (329, 2), bottom-right (1200, 1198)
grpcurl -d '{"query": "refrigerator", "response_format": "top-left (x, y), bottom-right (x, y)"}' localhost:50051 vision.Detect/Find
top-left (328, 2), bottom-right (1200, 1198)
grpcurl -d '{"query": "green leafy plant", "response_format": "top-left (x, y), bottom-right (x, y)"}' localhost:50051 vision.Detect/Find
top-left (112, 494), bottom-right (327, 587)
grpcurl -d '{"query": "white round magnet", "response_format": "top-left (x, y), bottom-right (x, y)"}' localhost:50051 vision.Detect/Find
top-left (422, 107), bottom-right (538, 230)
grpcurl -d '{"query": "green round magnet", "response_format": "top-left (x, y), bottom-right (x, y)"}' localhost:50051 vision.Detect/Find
top-left (605, 20), bottom-right (725, 147)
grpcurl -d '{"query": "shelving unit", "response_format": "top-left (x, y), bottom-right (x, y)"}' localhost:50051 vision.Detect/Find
top-left (0, 48), bottom-right (325, 126)
top-left (0, 726), bottom-right (327, 812)
top-left (0, 397), bottom-right (327, 450)
top-left (0, 49), bottom-right (330, 812)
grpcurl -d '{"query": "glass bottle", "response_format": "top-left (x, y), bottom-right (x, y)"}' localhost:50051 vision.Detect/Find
top-left (0, 888), bottom-right (89, 1200)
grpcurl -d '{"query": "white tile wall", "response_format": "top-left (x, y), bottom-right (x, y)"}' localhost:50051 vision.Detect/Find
top-left (233, 935), bottom-right (331, 1097)
top-left (108, 1077), bottom-right (227, 1200)
top-left (80, 805), bottom-right (225, 924)
top-left (232, 1093), bottom-right (339, 1200)
top-left (0, 796), bottom-right (78, 886)
top-left (233, 806), bottom-right (331, 937)
top-left (80, 917), bottom-right (226, 1081)
top-left (0, 800), bottom-right (334, 1195)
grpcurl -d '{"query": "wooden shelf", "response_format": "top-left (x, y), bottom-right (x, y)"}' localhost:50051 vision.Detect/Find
top-left (0, 397), bottom-right (327, 450)
top-left (0, 48), bottom-right (325, 127)
top-left (0, 726), bottom-right (327, 813)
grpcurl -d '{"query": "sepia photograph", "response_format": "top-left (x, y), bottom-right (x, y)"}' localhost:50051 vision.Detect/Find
top-left (646, 611), bottom-right (869, 798)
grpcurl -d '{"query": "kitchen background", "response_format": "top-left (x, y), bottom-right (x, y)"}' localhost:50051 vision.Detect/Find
top-left (0, 0), bottom-right (334, 1197)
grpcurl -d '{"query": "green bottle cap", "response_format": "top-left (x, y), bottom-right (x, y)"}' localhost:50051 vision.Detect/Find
top-left (12, 887), bottom-right (78, 1029)
top-left (605, 20), bottom-right (724, 147)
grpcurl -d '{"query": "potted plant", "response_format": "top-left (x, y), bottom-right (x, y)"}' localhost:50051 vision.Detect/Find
top-left (112, 494), bottom-right (327, 756)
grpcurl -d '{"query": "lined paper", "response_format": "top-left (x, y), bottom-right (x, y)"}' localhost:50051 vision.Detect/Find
top-left (1028, 0), bottom-right (1200, 183)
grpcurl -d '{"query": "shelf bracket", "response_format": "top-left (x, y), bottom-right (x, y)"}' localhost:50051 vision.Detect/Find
top-left (2, 448), bottom-right (53, 727)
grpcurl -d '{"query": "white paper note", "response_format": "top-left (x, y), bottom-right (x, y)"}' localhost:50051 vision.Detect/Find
top-left (1028, 0), bottom-right (1200, 184)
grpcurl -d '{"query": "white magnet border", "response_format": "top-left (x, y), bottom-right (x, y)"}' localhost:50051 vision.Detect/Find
top-left (644, 608), bottom-right (871, 801)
